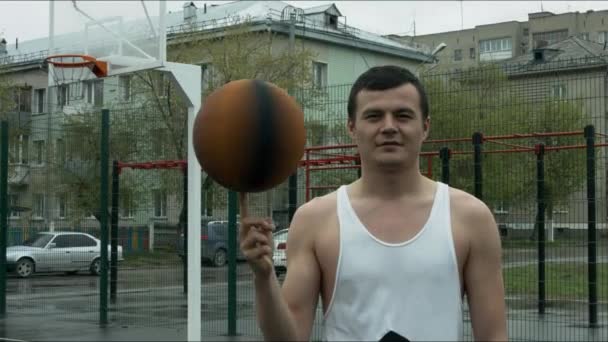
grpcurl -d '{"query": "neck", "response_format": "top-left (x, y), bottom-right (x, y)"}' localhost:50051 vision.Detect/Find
top-left (355, 160), bottom-right (430, 200)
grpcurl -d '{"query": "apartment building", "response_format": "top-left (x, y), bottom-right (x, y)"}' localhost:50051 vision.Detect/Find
top-left (390, 9), bottom-right (608, 69)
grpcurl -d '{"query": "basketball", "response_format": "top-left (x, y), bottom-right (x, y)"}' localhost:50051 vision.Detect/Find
top-left (193, 79), bottom-right (306, 193)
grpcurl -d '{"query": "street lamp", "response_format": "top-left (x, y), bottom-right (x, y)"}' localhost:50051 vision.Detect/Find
top-left (416, 42), bottom-right (447, 72)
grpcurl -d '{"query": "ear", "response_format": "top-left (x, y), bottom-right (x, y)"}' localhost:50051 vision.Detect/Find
top-left (422, 116), bottom-right (431, 141)
top-left (347, 118), bottom-right (356, 141)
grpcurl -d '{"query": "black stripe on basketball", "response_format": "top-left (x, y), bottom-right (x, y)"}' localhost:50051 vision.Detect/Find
top-left (248, 79), bottom-right (278, 191)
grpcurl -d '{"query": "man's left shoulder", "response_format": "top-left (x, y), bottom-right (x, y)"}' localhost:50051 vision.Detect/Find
top-left (446, 185), bottom-right (496, 228)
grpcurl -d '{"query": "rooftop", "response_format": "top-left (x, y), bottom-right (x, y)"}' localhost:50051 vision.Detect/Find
top-left (0, 1), bottom-right (431, 66)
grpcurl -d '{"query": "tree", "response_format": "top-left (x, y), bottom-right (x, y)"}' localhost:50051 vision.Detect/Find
top-left (421, 63), bottom-right (587, 226)
top-left (55, 16), bottom-right (320, 224)
top-left (163, 17), bottom-right (319, 216)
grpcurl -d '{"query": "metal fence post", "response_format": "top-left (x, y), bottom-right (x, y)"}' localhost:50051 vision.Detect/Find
top-left (99, 109), bottom-right (110, 325)
top-left (535, 143), bottom-right (546, 315)
top-left (440, 147), bottom-right (451, 185)
top-left (0, 120), bottom-right (9, 318)
top-left (182, 166), bottom-right (188, 294)
top-left (110, 160), bottom-right (119, 304)
top-left (584, 124), bottom-right (598, 328)
top-left (227, 190), bottom-right (238, 335)
top-left (472, 132), bottom-right (483, 199)
top-left (288, 173), bottom-right (297, 225)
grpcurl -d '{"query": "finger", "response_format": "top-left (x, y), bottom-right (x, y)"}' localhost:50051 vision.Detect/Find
top-left (240, 219), bottom-right (274, 233)
top-left (241, 230), bottom-right (270, 250)
top-left (244, 245), bottom-right (273, 261)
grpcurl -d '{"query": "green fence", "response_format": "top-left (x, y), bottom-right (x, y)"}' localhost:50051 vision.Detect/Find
top-left (0, 57), bottom-right (607, 341)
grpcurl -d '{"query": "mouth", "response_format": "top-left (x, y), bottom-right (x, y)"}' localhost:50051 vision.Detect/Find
top-left (378, 142), bottom-right (402, 146)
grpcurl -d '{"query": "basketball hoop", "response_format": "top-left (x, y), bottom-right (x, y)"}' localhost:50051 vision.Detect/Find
top-left (44, 54), bottom-right (108, 85)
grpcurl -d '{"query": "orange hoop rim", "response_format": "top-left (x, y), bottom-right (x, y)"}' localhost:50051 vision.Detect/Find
top-left (44, 54), bottom-right (108, 78)
top-left (45, 54), bottom-right (96, 68)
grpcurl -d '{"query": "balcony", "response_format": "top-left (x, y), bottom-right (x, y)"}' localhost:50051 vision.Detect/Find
top-left (8, 164), bottom-right (30, 186)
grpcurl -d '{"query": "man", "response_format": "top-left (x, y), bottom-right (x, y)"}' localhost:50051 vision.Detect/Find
top-left (239, 65), bottom-right (507, 341)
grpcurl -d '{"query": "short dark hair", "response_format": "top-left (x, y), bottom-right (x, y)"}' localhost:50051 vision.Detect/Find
top-left (347, 65), bottom-right (429, 122)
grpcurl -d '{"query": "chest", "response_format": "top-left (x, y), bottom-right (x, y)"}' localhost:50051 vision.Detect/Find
top-left (314, 204), bottom-right (470, 310)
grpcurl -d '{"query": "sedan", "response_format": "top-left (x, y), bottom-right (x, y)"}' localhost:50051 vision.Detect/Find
top-left (272, 228), bottom-right (289, 276)
top-left (6, 231), bottom-right (124, 278)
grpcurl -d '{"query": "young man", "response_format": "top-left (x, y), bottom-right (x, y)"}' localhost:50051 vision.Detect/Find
top-left (239, 65), bottom-right (507, 341)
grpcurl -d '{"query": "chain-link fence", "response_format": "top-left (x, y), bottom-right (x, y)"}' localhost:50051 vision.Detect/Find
top-left (1, 57), bottom-right (607, 340)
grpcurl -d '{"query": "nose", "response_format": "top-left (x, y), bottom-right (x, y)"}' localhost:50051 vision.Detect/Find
top-left (380, 115), bottom-right (397, 134)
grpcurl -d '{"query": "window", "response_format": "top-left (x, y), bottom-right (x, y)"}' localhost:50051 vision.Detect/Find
top-left (120, 192), bottom-right (135, 218)
top-left (33, 140), bottom-right (45, 165)
top-left (94, 80), bottom-right (104, 106)
top-left (51, 235), bottom-right (72, 248)
top-left (312, 61), bottom-right (327, 89)
top-left (453, 49), bottom-right (462, 61)
top-left (327, 14), bottom-right (338, 29)
top-left (532, 29), bottom-right (568, 46)
top-left (9, 134), bottom-right (28, 164)
top-left (151, 128), bottom-right (168, 158)
top-left (58, 85), bottom-right (69, 107)
top-left (598, 31), bottom-right (608, 44)
top-left (71, 234), bottom-right (96, 247)
top-left (154, 72), bottom-right (169, 98)
top-left (479, 37), bottom-right (512, 53)
top-left (33, 194), bottom-right (45, 219)
top-left (58, 194), bottom-right (67, 219)
top-left (12, 88), bottom-right (32, 112)
top-left (469, 48), bottom-right (476, 59)
top-left (523, 28), bottom-right (529, 36)
top-left (153, 190), bottom-right (167, 218)
top-left (34, 88), bottom-right (45, 113)
top-left (85, 80), bottom-right (104, 106)
top-left (119, 76), bottom-right (131, 101)
top-left (55, 138), bottom-right (65, 163)
top-left (579, 32), bottom-right (590, 41)
top-left (550, 84), bottom-right (566, 99)
top-left (9, 194), bottom-right (20, 218)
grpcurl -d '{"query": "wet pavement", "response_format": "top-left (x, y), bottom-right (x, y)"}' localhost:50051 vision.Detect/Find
top-left (1, 257), bottom-right (608, 341)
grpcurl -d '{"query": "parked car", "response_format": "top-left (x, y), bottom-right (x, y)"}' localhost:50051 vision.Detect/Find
top-left (273, 228), bottom-right (289, 276)
top-left (177, 219), bottom-right (245, 267)
top-left (6, 231), bottom-right (124, 278)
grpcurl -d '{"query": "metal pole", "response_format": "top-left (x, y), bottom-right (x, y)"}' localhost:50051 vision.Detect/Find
top-left (287, 14), bottom-right (297, 225)
top-left (99, 109), bottom-right (110, 325)
top-left (182, 167), bottom-right (188, 294)
top-left (472, 132), bottom-right (483, 200)
top-left (585, 125), bottom-right (598, 327)
top-left (535, 144), bottom-right (546, 315)
top-left (440, 147), bottom-right (450, 185)
top-left (0, 121), bottom-right (9, 318)
top-left (110, 161), bottom-right (119, 304)
top-left (227, 190), bottom-right (238, 335)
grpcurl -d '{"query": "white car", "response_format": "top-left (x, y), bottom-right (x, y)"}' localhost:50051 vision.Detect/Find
top-left (272, 229), bottom-right (289, 276)
top-left (6, 231), bottom-right (124, 278)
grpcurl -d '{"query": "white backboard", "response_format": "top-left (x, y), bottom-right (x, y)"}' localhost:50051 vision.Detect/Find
top-left (49, 0), bottom-right (166, 78)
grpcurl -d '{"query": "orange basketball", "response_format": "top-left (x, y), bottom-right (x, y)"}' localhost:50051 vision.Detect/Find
top-left (193, 79), bottom-right (306, 193)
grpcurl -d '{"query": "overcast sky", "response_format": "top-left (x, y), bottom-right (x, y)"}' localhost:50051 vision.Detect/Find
top-left (2, 1), bottom-right (608, 44)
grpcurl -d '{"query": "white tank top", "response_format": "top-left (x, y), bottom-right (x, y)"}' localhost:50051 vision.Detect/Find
top-left (323, 182), bottom-right (463, 341)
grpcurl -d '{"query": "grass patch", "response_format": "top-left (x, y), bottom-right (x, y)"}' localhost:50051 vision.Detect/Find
top-left (504, 262), bottom-right (608, 300)
top-left (502, 239), bottom-right (584, 249)
top-left (121, 250), bottom-right (181, 267)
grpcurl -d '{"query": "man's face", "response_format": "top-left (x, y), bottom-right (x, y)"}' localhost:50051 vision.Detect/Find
top-left (348, 83), bottom-right (430, 170)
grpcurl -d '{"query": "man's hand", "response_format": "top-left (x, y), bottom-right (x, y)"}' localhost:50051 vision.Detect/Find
top-left (239, 193), bottom-right (275, 278)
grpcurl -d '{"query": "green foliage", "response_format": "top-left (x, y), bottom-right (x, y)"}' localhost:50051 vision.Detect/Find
top-left (421, 64), bottom-right (587, 212)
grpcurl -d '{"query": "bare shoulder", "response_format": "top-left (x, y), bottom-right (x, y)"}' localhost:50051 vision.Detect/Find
top-left (448, 186), bottom-right (497, 234)
top-left (287, 191), bottom-right (337, 243)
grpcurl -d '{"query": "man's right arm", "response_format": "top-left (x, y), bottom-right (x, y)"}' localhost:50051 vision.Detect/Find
top-left (254, 201), bottom-right (322, 341)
